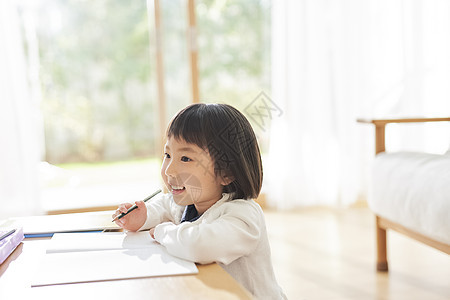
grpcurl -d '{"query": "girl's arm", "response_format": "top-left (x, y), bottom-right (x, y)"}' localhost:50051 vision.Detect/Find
top-left (153, 200), bottom-right (262, 265)
top-left (138, 193), bottom-right (183, 231)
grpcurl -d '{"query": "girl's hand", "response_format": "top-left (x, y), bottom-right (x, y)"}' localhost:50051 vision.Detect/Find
top-left (149, 227), bottom-right (155, 239)
top-left (112, 201), bottom-right (147, 232)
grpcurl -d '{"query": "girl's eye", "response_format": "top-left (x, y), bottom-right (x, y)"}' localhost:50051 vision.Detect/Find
top-left (181, 156), bottom-right (192, 162)
top-left (164, 153), bottom-right (171, 159)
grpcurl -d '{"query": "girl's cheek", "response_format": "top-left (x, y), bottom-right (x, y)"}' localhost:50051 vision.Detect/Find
top-left (160, 163), bottom-right (168, 178)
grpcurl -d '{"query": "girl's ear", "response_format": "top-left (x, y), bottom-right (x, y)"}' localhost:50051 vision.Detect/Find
top-left (220, 171), bottom-right (235, 186)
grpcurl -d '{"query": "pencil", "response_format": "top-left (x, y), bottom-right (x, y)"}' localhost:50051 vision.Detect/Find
top-left (112, 189), bottom-right (162, 222)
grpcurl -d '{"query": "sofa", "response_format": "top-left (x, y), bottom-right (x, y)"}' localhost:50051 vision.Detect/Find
top-left (358, 117), bottom-right (450, 271)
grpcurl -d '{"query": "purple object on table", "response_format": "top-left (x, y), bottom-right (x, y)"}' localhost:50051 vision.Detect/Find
top-left (0, 227), bottom-right (24, 264)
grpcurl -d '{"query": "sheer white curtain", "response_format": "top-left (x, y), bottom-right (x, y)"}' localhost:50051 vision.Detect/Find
top-left (266, 0), bottom-right (450, 209)
top-left (0, 0), bottom-right (41, 218)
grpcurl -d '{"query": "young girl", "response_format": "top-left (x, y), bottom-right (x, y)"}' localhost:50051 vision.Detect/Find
top-left (113, 103), bottom-right (286, 299)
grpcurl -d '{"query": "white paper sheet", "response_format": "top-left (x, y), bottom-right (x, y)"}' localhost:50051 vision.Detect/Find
top-left (46, 232), bottom-right (156, 253)
top-left (31, 247), bottom-right (198, 286)
top-left (31, 232), bottom-right (198, 286)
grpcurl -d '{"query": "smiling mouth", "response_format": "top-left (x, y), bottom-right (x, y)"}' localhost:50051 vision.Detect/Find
top-left (170, 184), bottom-right (186, 194)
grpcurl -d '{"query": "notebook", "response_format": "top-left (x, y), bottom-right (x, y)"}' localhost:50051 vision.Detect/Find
top-left (0, 210), bottom-right (121, 238)
top-left (31, 232), bottom-right (198, 286)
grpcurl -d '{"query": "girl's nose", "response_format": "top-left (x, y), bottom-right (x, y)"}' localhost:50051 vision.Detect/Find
top-left (165, 160), bottom-right (177, 177)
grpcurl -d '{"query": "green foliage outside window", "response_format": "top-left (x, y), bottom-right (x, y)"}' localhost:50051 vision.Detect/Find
top-left (23, 0), bottom-right (270, 164)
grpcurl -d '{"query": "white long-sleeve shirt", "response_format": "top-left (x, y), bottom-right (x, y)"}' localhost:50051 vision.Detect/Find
top-left (139, 193), bottom-right (286, 300)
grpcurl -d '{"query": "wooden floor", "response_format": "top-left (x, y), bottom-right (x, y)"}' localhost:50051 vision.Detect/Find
top-left (264, 207), bottom-right (450, 300)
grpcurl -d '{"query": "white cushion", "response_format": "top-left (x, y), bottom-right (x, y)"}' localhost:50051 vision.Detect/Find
top-left (368, 152), bottom-right (450, 244)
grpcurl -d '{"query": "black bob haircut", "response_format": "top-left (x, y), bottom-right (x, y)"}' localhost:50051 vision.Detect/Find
top-left (166, 103), bottom-right (263, 200)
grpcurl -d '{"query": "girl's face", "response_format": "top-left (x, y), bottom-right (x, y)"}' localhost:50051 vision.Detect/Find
top-left (161, 137), bottom-right (229, 214)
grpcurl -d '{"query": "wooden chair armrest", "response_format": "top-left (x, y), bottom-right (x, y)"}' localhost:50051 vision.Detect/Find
top-left (357, 117), bottom-right (450, 154)
top-left (357, 117), bottom-right (450, 126)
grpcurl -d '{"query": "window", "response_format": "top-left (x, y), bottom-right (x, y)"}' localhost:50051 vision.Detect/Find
top-left (17, 0), bottom-right (271, 213)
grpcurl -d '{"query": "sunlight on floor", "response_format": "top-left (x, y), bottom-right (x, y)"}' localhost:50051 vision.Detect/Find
top-left (264, 207), bottom-right (450, 300)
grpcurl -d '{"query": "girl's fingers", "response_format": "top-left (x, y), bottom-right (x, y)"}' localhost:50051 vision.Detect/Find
top-left (118, 203), bottom-right (132, 213)
top-left (112, 202), bottom-right (134, 223)
top-left (149, 228), bottom-right (155, 239)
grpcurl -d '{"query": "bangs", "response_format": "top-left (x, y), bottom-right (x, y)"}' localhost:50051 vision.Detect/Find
top-left (167, 104), bottom-right (209, 150)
